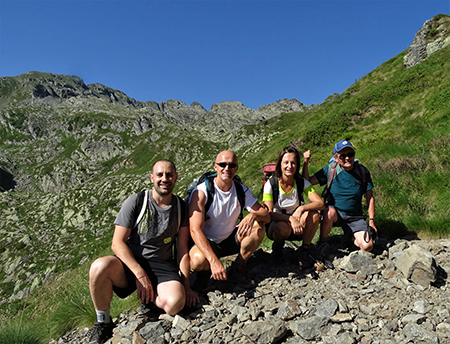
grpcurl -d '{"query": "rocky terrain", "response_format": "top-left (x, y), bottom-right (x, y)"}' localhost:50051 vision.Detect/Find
top-left (51, 237), bottom-right (450, 344)
top-left (0, 71), bottom-right (307, 306)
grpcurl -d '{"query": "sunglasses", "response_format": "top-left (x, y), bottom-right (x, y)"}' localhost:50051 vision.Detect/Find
top-left (338, 152), bottom-right (355, 160)
top-left (215, 162), bottom-right (238, 169)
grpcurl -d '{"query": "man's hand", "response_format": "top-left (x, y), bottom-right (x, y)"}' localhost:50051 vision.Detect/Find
top-left (237, 213), bottom-right (256, 239)
top-left (185, 286), bottom-right (200, 307)
top-left (136, 275), bottom-right (154, 304)
top-left (303, 150), bottom-right (311, 163)
top-left (209, 257), bottom-right (227, 281)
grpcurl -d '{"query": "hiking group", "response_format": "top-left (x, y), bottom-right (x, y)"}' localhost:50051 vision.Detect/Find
top-left (87, 140), bottom-right (377, 344)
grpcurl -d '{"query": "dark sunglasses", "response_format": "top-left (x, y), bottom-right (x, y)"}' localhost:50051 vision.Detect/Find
top-left (338, 152), bottom-right (355, 160)
top-left (215, 162), bottom-right (238, 169)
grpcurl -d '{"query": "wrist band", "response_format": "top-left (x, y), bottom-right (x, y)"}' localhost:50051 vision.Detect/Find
top-left (369, 218), bottom-right (375, 221)
top-left (137, 274), bottom-right (147, 280)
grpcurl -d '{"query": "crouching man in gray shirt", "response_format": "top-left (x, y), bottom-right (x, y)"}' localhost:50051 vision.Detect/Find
top-left (87, 160), bottom-right (199, 344)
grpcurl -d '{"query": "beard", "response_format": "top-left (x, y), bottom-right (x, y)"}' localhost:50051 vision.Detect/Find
top-left (153, 182), bottom-right (174, 196)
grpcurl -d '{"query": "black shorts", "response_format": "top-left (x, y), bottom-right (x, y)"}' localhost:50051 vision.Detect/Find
top-left (113, 256), bottom-right (181, 299)
top-left (333, 208), bottom-right (369, 237)
top-left (265, 222), bottom-right (303, 242)
top-left (209, 227), bottom-right (241, 258)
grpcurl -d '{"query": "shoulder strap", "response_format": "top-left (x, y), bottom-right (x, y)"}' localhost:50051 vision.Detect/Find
top-left (294, 175), bottom-right (304, 205)
top-left (268, 175), bottom-right (279, 205)
top-left (326, 161), bottom-right (338, 189)
top-left (134, 189), bottom-right (149, 229)
top-left (355, 162), bottom-right (368, 192)
top-left (175, 195), bottom-right (181, 230)
top-left (234, 180), bottom-right (246, 222)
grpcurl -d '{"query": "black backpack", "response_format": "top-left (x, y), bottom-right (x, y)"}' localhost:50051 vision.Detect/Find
top-left (186, 171), bottom-right (246, 221)
top-left (267, 174), bottom-right (304, 214)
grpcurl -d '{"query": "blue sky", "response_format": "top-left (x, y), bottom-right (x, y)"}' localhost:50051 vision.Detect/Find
top-left (0, 1), bottom-right (449, 110)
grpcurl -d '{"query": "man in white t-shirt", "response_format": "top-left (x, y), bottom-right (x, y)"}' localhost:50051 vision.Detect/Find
top-left (189, 150), bottom-right (270, 289)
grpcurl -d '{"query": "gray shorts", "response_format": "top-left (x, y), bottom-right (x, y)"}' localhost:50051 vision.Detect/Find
top-left (332, 208), bottom-right (369, 237)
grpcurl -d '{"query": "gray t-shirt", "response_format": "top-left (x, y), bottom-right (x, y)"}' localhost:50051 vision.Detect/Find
top-left (114, 191), bottom-right (188, 261)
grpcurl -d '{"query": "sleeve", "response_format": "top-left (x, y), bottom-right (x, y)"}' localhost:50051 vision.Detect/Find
top-left (242, 184), bottom-right (258, 211)
top-left (313, 165), bottom-right (329, 186)
top-left (302, 178), bottom-right (316, 197)
top-left (262, 179), bottom-right (274, 202)
top-left (366, 168), bottom-right (374, 191)
top-left (114, 193), bottom-right (138, 229)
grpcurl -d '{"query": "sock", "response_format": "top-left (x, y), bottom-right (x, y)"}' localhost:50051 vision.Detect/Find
top-left (95, 309), bottom-right (110, 323)
top-left (318, 237), bottom-right (327, 244)
top-left (302, 244), bottom-right (310, 251)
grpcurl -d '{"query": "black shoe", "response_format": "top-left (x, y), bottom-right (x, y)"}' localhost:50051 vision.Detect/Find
top-left (315, 240), bottom-right (330, 262)
top-left (228, 259), bottom-right (255, 289)
top-left (87, 319), bottom-right (114, 344)
top-left (271, 242), bottom-right (284, 264)
top-left (192, 270), bottom-right (212, 293)
top-left (298, 246), bottom-right (314, 269)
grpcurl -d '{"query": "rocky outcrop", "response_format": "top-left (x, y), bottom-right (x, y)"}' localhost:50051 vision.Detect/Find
top-left (51, 238), bottom-right (450, 344)
top-left (404, 14), bottom-right (450, 68)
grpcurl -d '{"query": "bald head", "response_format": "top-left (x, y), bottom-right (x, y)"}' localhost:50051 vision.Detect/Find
top-left (215, 150), bottom-right (238, 165)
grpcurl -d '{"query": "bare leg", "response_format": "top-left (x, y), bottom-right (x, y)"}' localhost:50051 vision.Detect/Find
top-left (155, 280), bottom-right (186, 315)
top-left (320, 207), bottom-right (338, 240)
top-left (89, 256), bottom-right (128, 311)
top-left (238, 221), bottom-right (265, 261)
top-left (301, 211), bottom-right (320, 246)
top-left (353, 231), bottom-right (373, 252)
top-left (268, 221), bottom-right (291, 245)
top-left (189, 245), bottom-right (210, 272)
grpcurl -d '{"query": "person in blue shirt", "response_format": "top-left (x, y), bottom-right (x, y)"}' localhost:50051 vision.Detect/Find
top-left (302, 140), bottom-right (377, 259)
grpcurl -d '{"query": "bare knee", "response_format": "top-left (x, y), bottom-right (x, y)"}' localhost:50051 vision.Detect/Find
top-left (189, 248), bottom-right (208, 271)
top-left (89, 257), bottom-right (111, 281)
top-left (162, 294), bottom-right (185, 315)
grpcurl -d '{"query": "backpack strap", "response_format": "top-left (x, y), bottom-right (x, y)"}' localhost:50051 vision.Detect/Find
top-left (294, 175), bottom-right (305, 205)
top-left (234, 180), bottom-right (246, 222)
top-left (175, 195), bottom-right (181, 230)
top-left (268, 175), bottom-right (279, 206)
top-left (355, 162), bottom-right (368, 193)
top-left (134, 189), bottom-right (149, 229)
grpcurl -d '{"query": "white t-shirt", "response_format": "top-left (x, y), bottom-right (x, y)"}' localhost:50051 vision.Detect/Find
top-left (262, 178), bottom-right (314, 215)
top-left (196, 179), bottom-right (258, 243)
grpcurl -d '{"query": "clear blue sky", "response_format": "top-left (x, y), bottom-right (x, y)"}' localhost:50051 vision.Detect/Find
top-left (1, 1), bottom-right (449, 110)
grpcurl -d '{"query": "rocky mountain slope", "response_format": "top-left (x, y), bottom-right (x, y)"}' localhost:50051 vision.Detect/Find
top-left (0, 71), bottom-right (306, 305)
top-left (1, 12), bottom-right (450, 317)
top-left (52, 237), bottom-right (450, 344)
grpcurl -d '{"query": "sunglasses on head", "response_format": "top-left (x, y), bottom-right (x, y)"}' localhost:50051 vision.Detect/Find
top-left (338, 152), bottom-right (355, 160)
top-left (215, 162), bottom-right (238, 169)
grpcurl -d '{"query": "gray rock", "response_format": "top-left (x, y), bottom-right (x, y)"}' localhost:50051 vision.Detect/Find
top-left (289, 315), bottom-right (329, 340)
top-left (241, 319), bottom-right (287, 344)
top-left (339, 251), bottom-right (378, 275)
top-left (395, 245), bottom-right (437, 287)
top-left (403, 323), bottom-right (439, 343)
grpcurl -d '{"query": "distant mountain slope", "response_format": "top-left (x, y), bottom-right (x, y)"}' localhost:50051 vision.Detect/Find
top-left (0, 14), bottom-right (449, 308)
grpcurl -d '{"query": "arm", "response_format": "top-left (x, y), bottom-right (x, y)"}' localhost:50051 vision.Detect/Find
top-left (111, 225), bottom-right (154, 304)
top-left (177, 225), bottom-right (200, 306)
top-left (365, 189), bottom-right (377, 231)
top-left (237, 201), bottom-right (270, 238)
top-left (292, 190), bottom-right (325, 221)
top-left (302, 150), bottom-right (319, 185)
top-left (189, 190), bottom-right (226, 281)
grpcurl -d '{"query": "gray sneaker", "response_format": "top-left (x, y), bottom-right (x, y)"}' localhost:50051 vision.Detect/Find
top-left (87, 319), bottom-right (114, 344)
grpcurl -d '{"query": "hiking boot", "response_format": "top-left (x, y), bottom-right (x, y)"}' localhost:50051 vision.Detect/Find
top-left (87, 319), bottom-right (114, 344)
top-left (315, 240), bottom-right (330, 262)
top-left (298, 246), bottom-right (314, 270)
top-left (191, 270), bottom-right (212, 293)
top-left (271, 242), bottom-right (284, 265)
top-left (228, 259), bottom-right (255, 289)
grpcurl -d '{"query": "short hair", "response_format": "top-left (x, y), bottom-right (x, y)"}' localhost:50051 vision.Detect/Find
top-left (275, 145), bottom-right (301, 179)
top-left (152, 159), bottom-right (177, 173)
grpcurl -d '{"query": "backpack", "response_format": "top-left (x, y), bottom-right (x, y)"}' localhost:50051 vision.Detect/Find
top-left (257, 162), bottom-right (276, 199)
top-left (186, 172), bottom-right (246, 221)
top-left (321, 160), bottom-right (368, 204)
top-left (134, 190), bottom-right (181, 230)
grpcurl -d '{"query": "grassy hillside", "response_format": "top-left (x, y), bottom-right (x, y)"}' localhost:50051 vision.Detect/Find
top-left (1, 19), bottom-right (450, 343)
